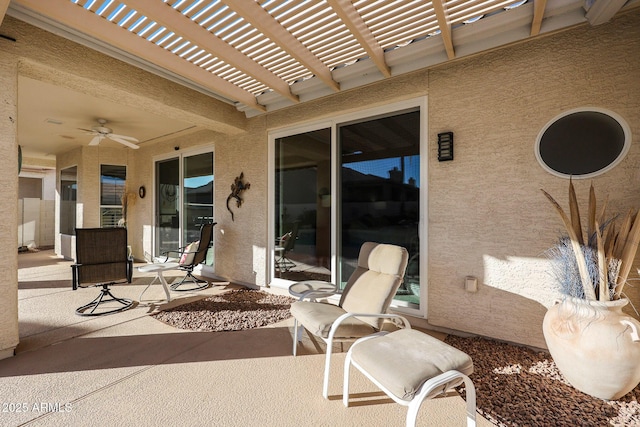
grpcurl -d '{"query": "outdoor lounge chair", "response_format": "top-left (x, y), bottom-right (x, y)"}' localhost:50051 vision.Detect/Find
top-left (71, 227), bottom-right (134, 316)
top-left (163, 222), bottom-right (215, 291)
top-left (289, 241), bottom-right (410, 398)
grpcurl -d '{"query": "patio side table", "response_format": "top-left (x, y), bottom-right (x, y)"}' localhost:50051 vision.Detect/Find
top-left (138, 262), bottom-right (179, 303)
top-left (288, 280), bottom-right (337, 302)
top-left (289, 280), bottom-right (338, 343)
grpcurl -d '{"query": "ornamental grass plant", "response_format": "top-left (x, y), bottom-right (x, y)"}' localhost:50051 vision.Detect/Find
top-left (541, 180), bottom-right (640, 302)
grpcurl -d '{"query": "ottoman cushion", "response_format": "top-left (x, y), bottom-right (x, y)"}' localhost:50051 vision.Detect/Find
top-left (350, 329), bottom-right (473, 400)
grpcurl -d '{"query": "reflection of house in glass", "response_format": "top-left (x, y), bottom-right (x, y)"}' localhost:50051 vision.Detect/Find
top-left (276, 163), bottom-right (420, 304)
top-left (341, 166), bottom-right (419, 256)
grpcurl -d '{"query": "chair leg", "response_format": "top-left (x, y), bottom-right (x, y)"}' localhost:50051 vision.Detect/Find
top-left (76, 285), bottom-right (134, 316)
top-left (405, 371), bottom-right (476, 427)
top-left (170, 271), bottom-right (209, 292)
top-left (322, 337), bottom-right (334, 399)
top-left (343, 348), bottom-right (354, 407)
top-left (292, 318), bottom-right (299, 356)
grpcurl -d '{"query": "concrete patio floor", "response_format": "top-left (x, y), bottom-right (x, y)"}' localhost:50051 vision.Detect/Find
top-left (1, 249), bottom-right (492, 426)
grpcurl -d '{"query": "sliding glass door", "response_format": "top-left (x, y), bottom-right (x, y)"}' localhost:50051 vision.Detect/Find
top-left (155, 150), bottom-right (214, 264)
top-left (272, 102), bottom-right (424, 311)
top-left (339, 111), bottom-right (420, 307)
top-left (156, 158), bottom-right (180, 257)
top-left (274, 128), bottom-right (332, 281)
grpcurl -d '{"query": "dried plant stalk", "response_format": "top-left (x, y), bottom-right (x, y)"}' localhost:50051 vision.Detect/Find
top-left (595, 221), bottom-right (608, 301)
top-left (587, 183), bottom-right (596, 243)
top-left (615, 211), bottom-right (633, 260)
top-left (615, 210), bottom-right (640, 297)
top-left (543, 182), bottom-right (639, 301)
top-left (568, 180), bottom-right (584, 245)
top-left (541, 189), bottom-right (596, 300)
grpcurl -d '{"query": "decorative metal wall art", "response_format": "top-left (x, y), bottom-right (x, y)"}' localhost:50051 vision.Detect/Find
top-left (226, 172), bottom-right (250, 221)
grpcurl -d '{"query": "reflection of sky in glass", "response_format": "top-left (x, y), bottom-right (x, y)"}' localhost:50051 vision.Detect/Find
top-left (184, 176), bottom-right (213, 188)
top-left (344, 155), bottom-right (420, 187)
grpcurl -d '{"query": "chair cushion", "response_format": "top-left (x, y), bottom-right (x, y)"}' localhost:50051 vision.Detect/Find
top-left (339, 243), bottom-right (409, 330)
top-left (341, 270), bottom-right (398, 317)
top-left (290, 301), bottom-right (376, 339)
top-left (350, 329), bottom-right (473, 401)
top-left (279, 232), bottom-right (291, 246)
top-left (179, 241), bottom-right (200, 265)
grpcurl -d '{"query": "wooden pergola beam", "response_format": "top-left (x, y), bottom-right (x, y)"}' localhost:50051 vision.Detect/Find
top-left (531, 0), bottom-right (548, 36)
top-left (0, 0), bottom-right (10, 27)
top-left (326, 0), bottom-right (391, 78)
top-left (432, 0), bottom-right (455, 60)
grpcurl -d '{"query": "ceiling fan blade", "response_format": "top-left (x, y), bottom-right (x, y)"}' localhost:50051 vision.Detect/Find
top-left (108, 135), bottom-right (140, 149)
top-left (77, 127), bottom-right (94, 133)
top-left (109, 133), bottom-right (139, 142)
top-left (89, 136), bottom-right (102, 146)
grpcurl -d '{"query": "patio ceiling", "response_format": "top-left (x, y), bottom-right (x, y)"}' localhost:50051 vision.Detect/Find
top-left (2, 0), bottom-right (638, 118)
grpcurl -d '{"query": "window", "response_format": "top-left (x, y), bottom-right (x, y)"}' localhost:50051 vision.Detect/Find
top-left (100, 165), bottom-right (126, 227)
top-left (60, 166), bottom-right (77, 235)
top-left (535, 108), bottom-right (631, 178)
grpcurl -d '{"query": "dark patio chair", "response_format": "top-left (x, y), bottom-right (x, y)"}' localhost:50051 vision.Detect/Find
top-left (275, 221), bottom-right (299, 272)
top-left (71, 227), bottom-right (134, 316)
top-left (163, 222), bottom-right (215, 291)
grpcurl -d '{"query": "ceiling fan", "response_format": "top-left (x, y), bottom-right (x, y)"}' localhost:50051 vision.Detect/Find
top-left (79, 118), bottom-right (140, 149)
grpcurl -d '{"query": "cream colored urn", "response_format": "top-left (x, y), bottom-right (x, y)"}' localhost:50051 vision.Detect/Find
top-left (542, 297), bottom-right (640, 400)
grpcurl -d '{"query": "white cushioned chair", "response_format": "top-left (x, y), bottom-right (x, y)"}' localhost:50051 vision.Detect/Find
top-left (289, 241), bottom-right (410, 398)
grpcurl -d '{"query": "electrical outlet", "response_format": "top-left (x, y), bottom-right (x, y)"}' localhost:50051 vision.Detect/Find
top-left (465, 276), bottom-right (478, 292)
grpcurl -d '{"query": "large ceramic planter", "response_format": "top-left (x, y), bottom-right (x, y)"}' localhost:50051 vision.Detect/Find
top-left (543, 297), bottom-right (640, 400)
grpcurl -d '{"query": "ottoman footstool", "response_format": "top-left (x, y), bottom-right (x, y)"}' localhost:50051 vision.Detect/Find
top-left (343, 329), bottom-right (476, 427)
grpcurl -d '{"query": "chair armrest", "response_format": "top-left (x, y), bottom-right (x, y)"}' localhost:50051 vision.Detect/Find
top-left (327, 312), bottom-right (411, 343)
top-left (161, 246), bottom-right (188, 262)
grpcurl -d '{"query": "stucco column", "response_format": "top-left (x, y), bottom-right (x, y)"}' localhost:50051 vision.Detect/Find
top-left (0, 53), bottom-right (20, 359)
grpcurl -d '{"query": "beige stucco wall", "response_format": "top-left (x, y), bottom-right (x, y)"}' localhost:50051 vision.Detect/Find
top-left (424, 12), bottom-right (640, 347)
top-left (1, 10), bottom-right (638, 354)
top-left (0, 52), bottom-right (19, 359)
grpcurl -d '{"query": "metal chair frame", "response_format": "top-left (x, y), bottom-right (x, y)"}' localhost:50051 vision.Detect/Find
top-left (163, 222), bottom-right (216, 291)
top-left (71, 227), bottom-right (134, 316)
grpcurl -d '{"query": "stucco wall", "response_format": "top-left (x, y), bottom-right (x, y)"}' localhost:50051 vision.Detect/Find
top-left (0, 53), bottom-right (19, 359)
top-left (426, 11), bottom-right (640, 347)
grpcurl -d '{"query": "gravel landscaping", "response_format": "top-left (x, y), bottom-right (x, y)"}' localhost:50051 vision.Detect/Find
top-left (445, 335), bottom-right (640, 426)
top-left (152, 289), bottom-right (296, 332)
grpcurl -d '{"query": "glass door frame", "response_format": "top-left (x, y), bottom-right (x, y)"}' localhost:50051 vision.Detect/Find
top-left (268, 97), bottom-right (427, 318)
top-left (153, 145), bottom-right (215, 273)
